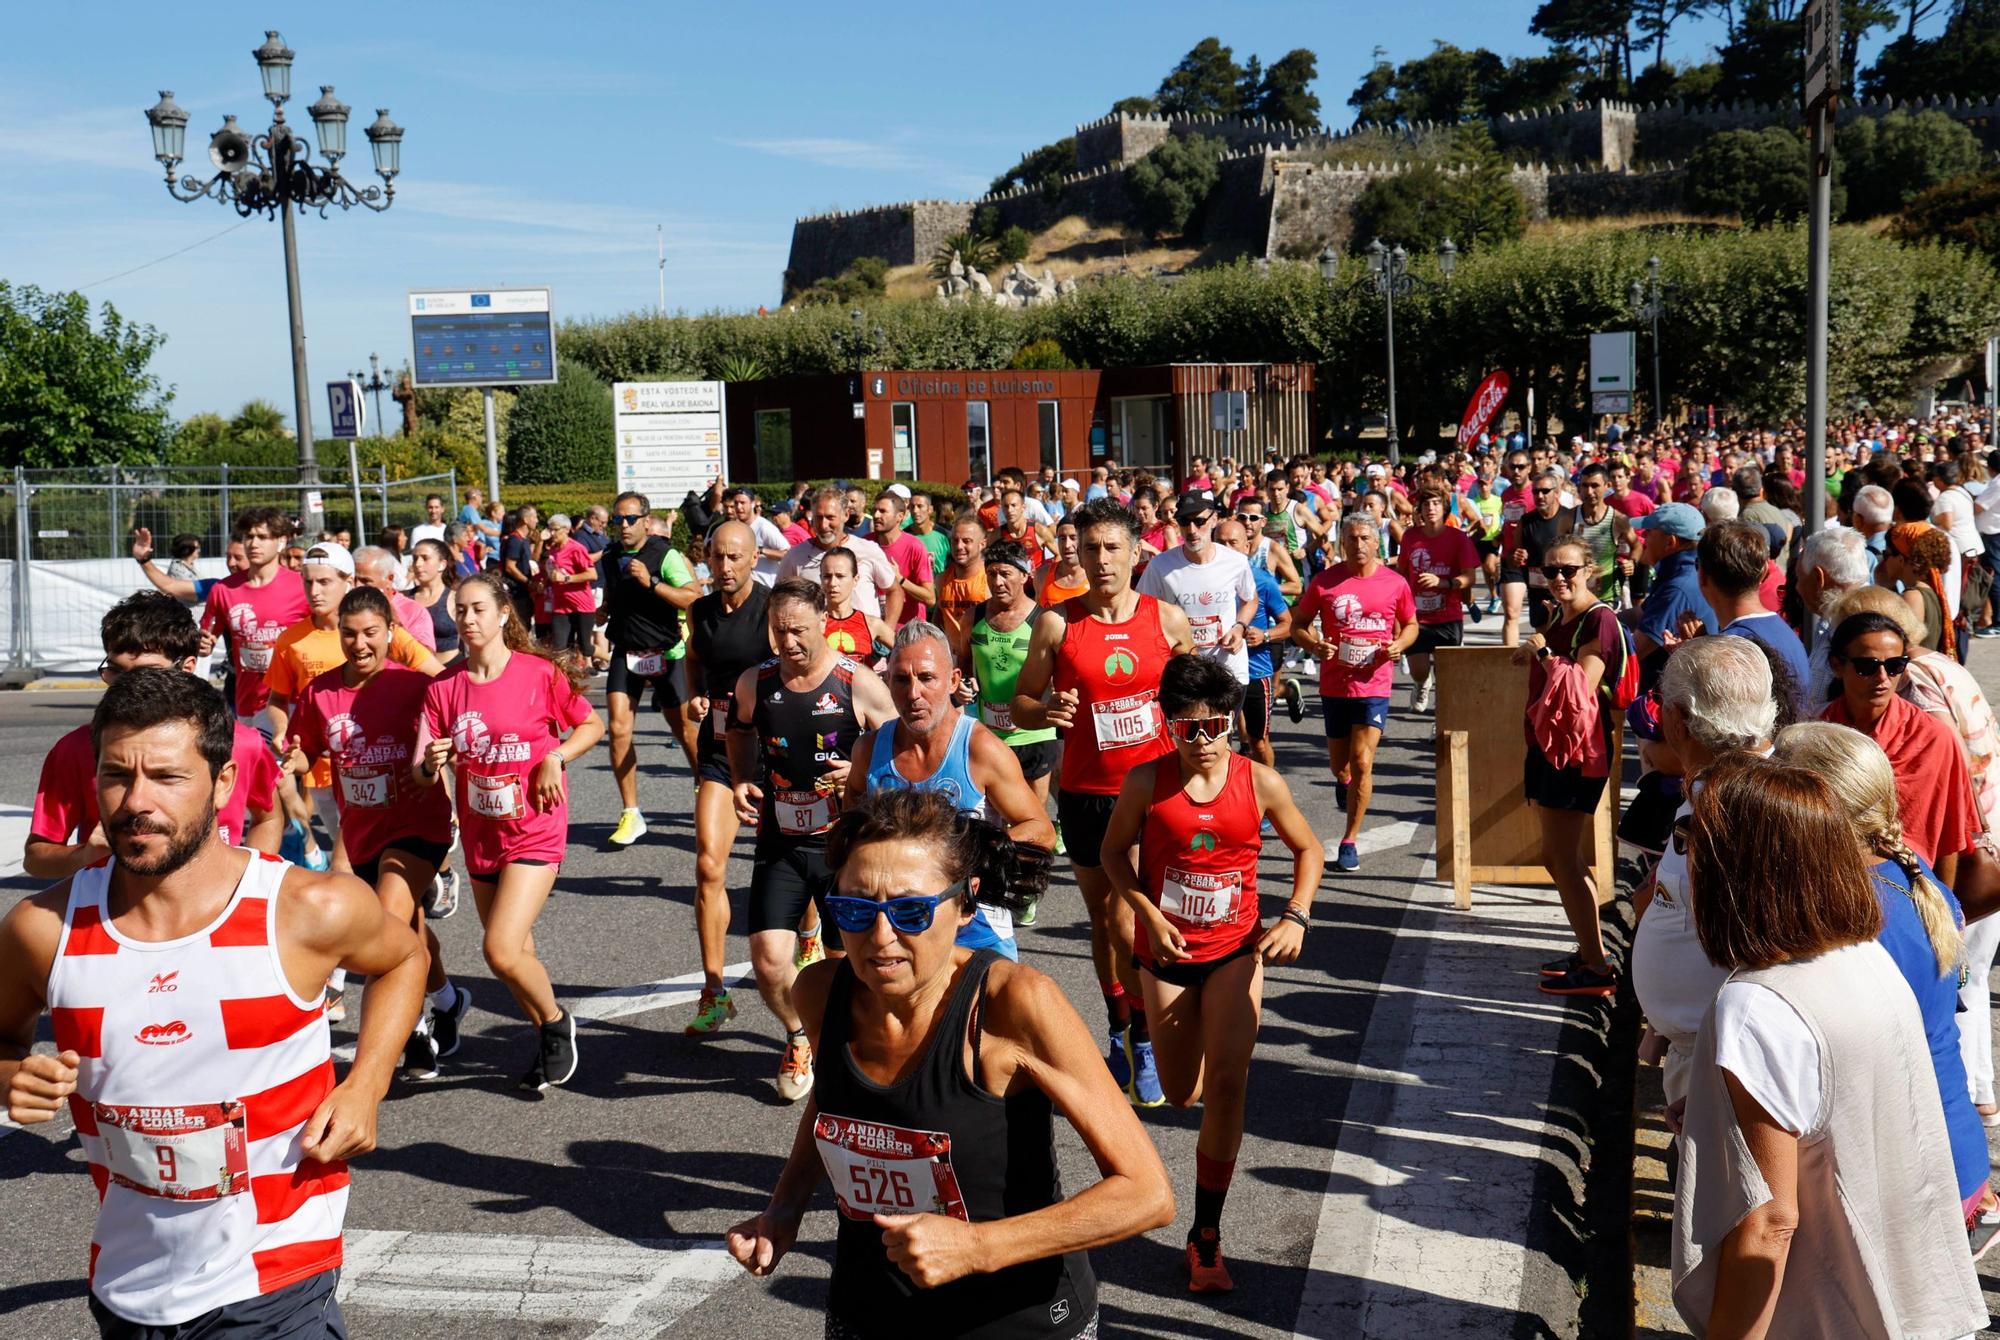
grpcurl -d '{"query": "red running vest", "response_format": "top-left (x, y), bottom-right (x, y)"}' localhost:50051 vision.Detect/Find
top-left (1136, 754), bottom-right (1263, 962)
top-left (1052, 594), bottom-right (1172, 795)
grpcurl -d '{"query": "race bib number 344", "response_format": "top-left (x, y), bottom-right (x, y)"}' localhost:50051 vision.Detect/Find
top-left (814, 1113), bottom-right (969, 1222)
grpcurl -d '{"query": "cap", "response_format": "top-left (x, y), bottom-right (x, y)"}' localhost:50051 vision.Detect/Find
top-left (884, 482), bottom-right (912, 500)
top-left (1364, 464), bottom-right (1386, 479)
top-left (302, 541), bottom-right (355, 575)
top-left (1173, 491), bottom-right (1216, 523)
top-left (547, 513), bottom-right (573, 529)
top-left (1633, 502), bottom-right (1704, 541)
top-left (1060, 477), bottom-right (1081, 492)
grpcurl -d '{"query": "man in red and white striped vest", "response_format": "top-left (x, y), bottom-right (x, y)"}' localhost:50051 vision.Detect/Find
top-left (1, 667), bottom-right (426, 1338)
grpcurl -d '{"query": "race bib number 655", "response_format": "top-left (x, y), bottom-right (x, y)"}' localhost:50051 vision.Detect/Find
top-left (814, 1113), bottom-right (969, 1222)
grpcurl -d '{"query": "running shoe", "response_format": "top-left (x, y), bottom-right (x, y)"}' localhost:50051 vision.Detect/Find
top-left (1053, 824), bottom-right (1066, 857)
top-left (1977, 1101), bottom-right (2000, 1128)
top-left (1282, 676), bottom-right (1303, 723)
top-left (1486, 595), bottom-right (1500, 615)
top-left (1130, 1039), bottom-right (1165, 1108)
top-left (1016, 896), bottom-right (1039, 928)
top-left (424, 867), bottom-right (459, 921)
top-left (517, 1056), bottom-right (548, 1094)
top-left (431, 983), bottom-right (471, 1058)
top-left (303, 842), bottom-right (331, 873)
top-left (1539, 963), bottom-right (1618, 998)
top-left (1106, 1027), bottom-right (1132, 1094)
top-left (1979, 626), bottom-right (2000, 640)
top-left (794, 928), bottom-right (825, 971)
top-left (609, 809), bottom-right (647, 846)
top-left (1467, 599), bottom-right (1485, 625)
top-left (1539, 952), bottom-right (1582, 977)
top-left (777, 1034), bottom-right (814, 1103)
top-left (539, 1009), bottom-right (579, 1088)
top-left (684, 987), bottom-right (736, 1036)
top-left (1972, 1218), bottom-right (2000, 1262)
top-left (1412, 679), bottom-right (1433, 714)
top-left (323, 988), bottom-right (346, 1024)
top-left (1186, 1227), bottom-right (1235, 1293)
top-left (1335, 841), bottom-right (1359, 872)
top-left (401, 1019), bottom-right (440, 1082)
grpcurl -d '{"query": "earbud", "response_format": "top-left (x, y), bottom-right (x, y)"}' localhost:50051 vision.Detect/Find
top-left (497, 610), bottom-right (509, 626)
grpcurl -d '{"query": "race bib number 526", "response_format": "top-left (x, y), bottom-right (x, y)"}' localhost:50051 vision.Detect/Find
top-left (814, 1113), bottom-right (969, 1222)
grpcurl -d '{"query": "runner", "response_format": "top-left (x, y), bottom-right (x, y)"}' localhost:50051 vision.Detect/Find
top-left (820, 547), bottom-right (893, 665)
top-left (1494, 449), bottom-right (1536, 645)
top-left (1100, 653), bottom-right (1323, 1291)
top-left (541, 514), bottom-right (599, 657)
top-left (1502, 469), bottom-right (1580, 635)
top-left (282, 586), bottom-right (466, 1081)
top-left (682, 521), bottom-right (772, 1036)
top-left (935, 514), bottom-right (991, 660)
top-left (1040, 515), bottom-right (1090, 606)
top-left (969, 538), bottom-right (1061, 840)
top-left (27, 592), bottom-right (282, 880)
top-left (1, 667), bottom-right (426, 1338)
top-left (1011, 498), bottom-right (1194, 1107)
top-left (601, 491), bottom-right (700, 848)
top-left (776, 486), bottom-right (903, 622)
top-left (846, 619), bottom-right (1056, 955)
top-left (198, 506), bottom-right (309, 727)
top-left (724, 787), bottom-right (1172, 1338)
top-left (1137, 494), bottom-right (1258, 752)
top-left (870, 488), bottom-right (936, 625)
top-left (408, 537), bottom-right (461, 662)
top-left (1396, 485), bottom-right (1481, 714)
top-left (904, 491), bottom-right (951, 589)
top-left (728, 578), bottom-right (896, 1101)
top-left (990, 488), bottom-right (1050, 570)
top-left (352, 546), bottom-right (436, 653)
top-left (1573, 464), bottom-right (1636, 606)
top-left (1292, 515), bottom-right (1418, 872)
top-left (416, 572), bottom-right (605, 1093)
top-left (1217, 519), bottom-right (1291, 770)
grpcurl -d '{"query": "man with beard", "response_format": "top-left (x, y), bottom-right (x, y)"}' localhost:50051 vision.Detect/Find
top-left (1, 668), bottom-right (425, 1339)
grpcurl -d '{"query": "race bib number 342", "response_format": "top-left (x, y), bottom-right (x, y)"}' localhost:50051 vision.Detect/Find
top-left (814, 1113), bottom-right (969, 1222)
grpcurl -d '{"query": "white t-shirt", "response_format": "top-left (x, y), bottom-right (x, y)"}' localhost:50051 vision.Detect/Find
top-left (1973, 477), bottom-right (2000, 538)
top-left (1932, 486), bottom-right (1981, 556)
top-left (410, 523), bottom-right (446, 547)
top-left (1136, 545), bottom-right (1256, 684)
top-left (775, 536), bottom-right (899, 616)
top-left (1711, 980), bottom-right (1824, 1136)
top-left (749, 516), bottom-right (789, 586)
top-left (1632, 793), bottom-right (1732, 1050)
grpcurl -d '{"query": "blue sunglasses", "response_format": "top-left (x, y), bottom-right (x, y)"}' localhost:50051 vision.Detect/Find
top-left (824, 879), bottom-right (968, 935)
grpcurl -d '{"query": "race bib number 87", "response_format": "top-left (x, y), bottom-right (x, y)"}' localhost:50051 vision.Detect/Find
top-left (814, 1113), bottom-right (969, 1222)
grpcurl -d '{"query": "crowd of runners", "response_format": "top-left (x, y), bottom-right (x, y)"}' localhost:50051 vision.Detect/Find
top-left (6, 407), bottom-right (2000, 1337)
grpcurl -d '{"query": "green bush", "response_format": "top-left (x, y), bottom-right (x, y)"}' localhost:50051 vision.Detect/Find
top-left (1011, 338), bottom-right (1075, 370)
top-left (1893, 167), bottom-right (2000, 263)
top-left (504, 360), bottom-right (614, 486)
top-left (1840, 111), bottom-right (1987, 221)
top-left (1126, 134), bottom-right (1223, 240)
top-left (1684, 127), bottom-right (1844, 226)
top-left (994, 226), bottom-right (1034, 265)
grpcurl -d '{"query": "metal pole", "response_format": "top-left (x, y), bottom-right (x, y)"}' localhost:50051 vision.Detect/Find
top-left (1805, 99), bottom-right (1832, 538)
top-left (1987, 335), bottom-right (1998, 443)
top-left (1382, 275), bottom-right (1400, 467)
top-left (219, 462), bottom-right (231, 545)
top-left (482, 386), bottom-right (500, 508)
top-left (378, 463), bottom-right (389, 531)
top-left (448, 466), bottom-right (457, 522)
top-left (14, 466), bottom-right (32, 670)
top-left (347, 439), bottom-right (367, 547)
top-left (108, 464), bottom-right (120, 558)
top-left (279, 132), bottom-right (323, 536)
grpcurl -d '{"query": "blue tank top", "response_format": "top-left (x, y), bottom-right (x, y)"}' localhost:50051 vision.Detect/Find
top-left (864, 714), bottom-right (1015, 960)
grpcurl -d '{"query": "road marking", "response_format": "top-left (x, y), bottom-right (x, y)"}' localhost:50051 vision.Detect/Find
top-left (0, 803), bottom-right (33, 879)
top-left (336, 1229), bottom-right (741, 1338)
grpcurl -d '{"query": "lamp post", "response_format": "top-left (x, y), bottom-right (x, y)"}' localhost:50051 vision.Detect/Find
top-left (145, 32), bottom-right (403, 534)
top-left (348, 353), bottom-right (391, 438)
top-left (1320, 237), bottom-right (1456, 467)
top-left (1628, 256), bottom-right (1677, 430)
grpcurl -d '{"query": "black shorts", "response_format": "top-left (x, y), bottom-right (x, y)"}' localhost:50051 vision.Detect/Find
top-left (750, 842), bottom-right (831, 934)
top-left (1136, 936), bottom-right (1260, 988)
top-left (1056, 789), bottom-right (1119, 869)
top-left (694, 718), bottom-right (737, 787)
top-left (1239, 676), bottom-right (1274, 744)
top-left (466, 859), bottom-right (555, 885)
top-left (1412, 622), bottom-right (1463, 655)
top-left (1009, 737), bottom-right (1055, 782)
top-left (1523, 741), bottom-right (1609, 814)
top-left (352, 835), bottom-right (453, 887)
top-left (1474, 538), bottom-right (1500, 559)
top-left (92, 1266), bottom-right (345, 1339)
top-left (605, 646), bottom-right (681, 710)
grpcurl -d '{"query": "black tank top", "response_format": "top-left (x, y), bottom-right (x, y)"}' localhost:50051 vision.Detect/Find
top-left (751, 655), bottom-right (861, 850)
top-left (691, 584), bottom-right (770, 751)
top-left (427, 588), bottom-right (460, 655)
top-left (816, 951), bottom-right (1096, 1338)
top-left (1520, 507), bottom-right (1576, 570)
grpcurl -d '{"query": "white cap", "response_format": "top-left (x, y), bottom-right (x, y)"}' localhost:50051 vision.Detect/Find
top-left (302, 541), bottom-right (354, 576)
top-left (1060, 477), bottom-right (1081, 491)
top-left (1364, 463), bottom-right (1385, 479)
top-left (885, 482), bottom-right (912, 500)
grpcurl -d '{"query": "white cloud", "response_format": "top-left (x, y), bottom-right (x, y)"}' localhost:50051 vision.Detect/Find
top-left (725, 136), bottom-right (988, 195)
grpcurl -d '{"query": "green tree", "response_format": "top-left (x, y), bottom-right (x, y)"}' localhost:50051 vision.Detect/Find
top-left (1253, 49), bottom-right (1322, 126)
top-left (1448, 125), bottom-right (1529, 250)
top-left (994, 226), bottom-right (1034, 265)
top-left (504, 360), bottom-right (613, 485)
top-left (1634, 0), bottom-right (1704, 68)
top-left (1110, 95), bottom-right (1158, 116)
top-left (1841, 110), bottom-right (1985, 219)
top-left (1711, 4), bottom-right (1804, 102)
top-left (1348, 138), bottom-right (1526, 258)
top-left (0, 283), bottom-right (174, 469)
top-left (1125, 134), bottom-right (1223, 239)
top-left (1892, 166), bottom-right (2000, 262)
top-left (1531, 0), bottom-right (1635, 93)
top-left (1685, 126), bottom-right (1843, 225)
top-left (988, 138), bottom-right (1077, 196)
top-left (1234, 56), bottom-right (1264, 119)
top-left (1864, 0), bottom-right (2000, 99)
top-left (1155, 38), bottom-right (1243, 117)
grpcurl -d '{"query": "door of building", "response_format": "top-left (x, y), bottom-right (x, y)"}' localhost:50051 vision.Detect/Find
top-left (1116, 396), bottom-right (1173, 472)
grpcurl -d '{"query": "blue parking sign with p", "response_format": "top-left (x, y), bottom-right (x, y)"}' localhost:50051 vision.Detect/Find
top-left (328, 380), bottom-right (363, 439)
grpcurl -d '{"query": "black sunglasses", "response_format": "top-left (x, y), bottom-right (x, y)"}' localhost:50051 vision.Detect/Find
top-left (1540, 563), bottom-right (1585, 581)
top-left (1533, 487), bottom-right (1557, 497)
top-left (1839, 654), bottom-right (1911, 677)
top-left (614, 512), bottom-right (648, 525)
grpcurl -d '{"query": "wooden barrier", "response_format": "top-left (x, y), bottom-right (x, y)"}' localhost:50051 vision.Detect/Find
top-left (1433, 645), bottom-right (1620, 911)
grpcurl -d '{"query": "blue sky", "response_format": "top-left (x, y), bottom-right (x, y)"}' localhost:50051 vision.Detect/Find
top-left (2, 2), bottom-right (1928, 432)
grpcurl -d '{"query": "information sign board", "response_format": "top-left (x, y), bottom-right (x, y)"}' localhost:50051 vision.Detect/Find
top-left (408, 287), bottom-right (557, 388)
top-left (614, 381), bottom-right (726, 508)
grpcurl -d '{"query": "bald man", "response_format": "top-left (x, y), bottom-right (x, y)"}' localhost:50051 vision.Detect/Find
top-left (353, 545), bottom-right (437, 652)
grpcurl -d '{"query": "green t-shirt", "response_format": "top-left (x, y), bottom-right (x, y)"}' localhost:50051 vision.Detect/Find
top-left (660, 548), bottom-right (695, 660)
top-left (907, 521), bottom-right (950, 578)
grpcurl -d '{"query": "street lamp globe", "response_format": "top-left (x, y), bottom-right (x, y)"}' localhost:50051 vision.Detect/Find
top-left (1628, 279), bottom-right (1645, 310)
top-left (144, 90), bottom-right (188, 168)
top-left (1316, 245), bottom-right (1339, 284)
top-left (363, 109), bottom-right (403, 180)
top-left (1366, 237), bottom-right (1388, 274)
top-left (253, 30), bottom-right (295, 106)
top-left (1437, 237), bottom-right (1457, 278)
top-left (308, 86), bottom-right (350, 164)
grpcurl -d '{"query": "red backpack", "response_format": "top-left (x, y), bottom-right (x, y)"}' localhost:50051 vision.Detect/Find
top-left (1570, 602), bottom-right (1640, 711)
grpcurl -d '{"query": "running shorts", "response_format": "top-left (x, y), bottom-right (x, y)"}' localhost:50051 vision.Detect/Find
top-left (1412, 622), bottom-right (1463, 655)
top-left (1009, 738), bottom-right (1055, 783)
top-left (1239, 676), bottom-right (1274, 744)
top-left (1055, 790), bottom-right (1119, 869)
top-left (351, 835), bottom-right (453, 888)
top-left (750, 843), bottom-right (832, 935)
top-left (605, 646), bottom-right (681, 712)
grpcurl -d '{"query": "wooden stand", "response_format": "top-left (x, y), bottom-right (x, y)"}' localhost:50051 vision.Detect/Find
top-left (1433, 645), bottom-right (1620, 911)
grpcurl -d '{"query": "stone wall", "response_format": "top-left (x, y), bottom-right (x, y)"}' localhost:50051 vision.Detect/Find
top-left (785, 200), bottom-right (972, 295)
top-left (1264, 161), bottom-right (1556, 259)
top-left (1544, 164), bottom-right (1687, 218)
top-left (1490, 101), bottom-right (1638, 171)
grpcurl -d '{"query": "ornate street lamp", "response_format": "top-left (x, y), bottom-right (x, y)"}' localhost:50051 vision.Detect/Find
top-left (145, 32), bottom-right (405, 532)
top-left (1320, 237), bottom-right (1456, 467)
top-left (349, 353), bottom-right (391, 438)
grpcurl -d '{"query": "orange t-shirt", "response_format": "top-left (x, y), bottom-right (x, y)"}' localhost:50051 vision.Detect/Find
top-left (936, 567), bottom-right (990, 654)
top-left (1040, 568), bottom-right (1089, 604)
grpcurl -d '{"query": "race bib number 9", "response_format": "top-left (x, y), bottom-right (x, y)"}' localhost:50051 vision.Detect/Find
top-left (95, 1101), bottom-right (249, 1201)
top-left (1161, 867), bottom-right (1242, 926)
top-left (625, 649), bottom-right (665, 678)
top-left (774, 788), bottom-right (834, 835)
top-left (1092, 691), bottom-right (1161, 750)
top-left (339, 764), bottom-right (396, 809)
top-left (469, 772), bottom-right (525, 820)
top-left (238, 645), bottom-right (273, 673)
top-left (814, 1113), bottom-right (969, 1223)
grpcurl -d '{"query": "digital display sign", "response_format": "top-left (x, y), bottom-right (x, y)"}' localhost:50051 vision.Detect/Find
top-left (407, 287), bottom-right (557, 387)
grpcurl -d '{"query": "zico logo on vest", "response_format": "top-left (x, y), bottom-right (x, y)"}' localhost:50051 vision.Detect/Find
top-left (1188, 829), bottom-right (1220, 852)
top-left (1102, 649), bottom-right (1139, 684)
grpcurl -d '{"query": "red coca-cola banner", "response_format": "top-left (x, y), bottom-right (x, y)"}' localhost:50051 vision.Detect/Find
top-left (1456, 370), bottom-right (1511, 448)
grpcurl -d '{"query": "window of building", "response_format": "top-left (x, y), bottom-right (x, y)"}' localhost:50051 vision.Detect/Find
top-left (891, 402), bottom-right (917, 480)
top-left (1037, 401), bottom-right (1060, 474)
top-left (754, 409), bottom-right (793, 481)
top-left (966, 401), bottom-right (991, 487)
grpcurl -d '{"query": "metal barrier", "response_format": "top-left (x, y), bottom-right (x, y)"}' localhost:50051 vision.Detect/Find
top-left (2, 464), bottom-right (457, 678)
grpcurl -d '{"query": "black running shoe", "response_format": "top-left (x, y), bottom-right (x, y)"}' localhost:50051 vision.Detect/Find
top-left (540, 1009), bottom-right (578, 1088)
top-left (401, 1024), bottom-right (440, 1082)
top-left (1539, 952), bottom-right (1582, 977)
top-left (431, 984), bottom-right (471, 1058)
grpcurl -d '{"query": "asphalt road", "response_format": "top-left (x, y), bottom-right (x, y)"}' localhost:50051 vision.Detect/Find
top-left (0, 657), bottom-right (1459, 1339)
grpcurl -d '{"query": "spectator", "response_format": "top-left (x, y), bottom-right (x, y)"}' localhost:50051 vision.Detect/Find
top-left (1670, 756), bottom-right (1985, 1339)
top-left (1624, 503), bottom-right (1716, 680)
top-left (411, 494), bottom-right (449, 546)
top-left (1852, 483), bottom-right (1896, 578)
top-left (1697, 487), bottom-right (1739, 526)
top-left (1877, 522), bottom-right (1958, 657)
top-left (573, 505), bottom-right (611, 557)
top-left (1793, 526), bottom-right (1870, 709)
top-left (1733, 466), bottom-right (1785, 531)
top-left (166, 534), bottom-right (201, 582)
top-left (1697, 520), bottom-right (1809, 713)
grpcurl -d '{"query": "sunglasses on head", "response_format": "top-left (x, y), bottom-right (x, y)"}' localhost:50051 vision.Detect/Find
top-left (1169, 714), bottom-right (1232, 744)
top-left (1839, 654), bottom-right (1910, 677)
top-left (1540, 563), bottom-right (1585, 581)
top-left (823, 879), bottom-right (968, 935)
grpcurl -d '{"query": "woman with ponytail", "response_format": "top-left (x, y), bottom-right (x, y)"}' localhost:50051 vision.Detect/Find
top-left (1771, 722), bottom-right (1992, 1231)
top-left (1879, 521), bottom-right (1957, 657)
top-left (415, 571), bottom-right (603, 1093)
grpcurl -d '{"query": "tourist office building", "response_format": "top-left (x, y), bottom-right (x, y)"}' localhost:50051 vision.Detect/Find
top-left (724, 362), bottom-right (1316, 488)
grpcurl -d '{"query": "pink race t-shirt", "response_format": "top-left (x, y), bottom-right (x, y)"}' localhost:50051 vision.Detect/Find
top-left (1397, 526), bottom-right (1480, 625)
top-left (203, 572), bottom-right (309, 717)
top-left (547, 538), bottom-right (596, 614)
top-left (390, 591), bottom-right (437, 651)
top-left (875, 527), bottom-right (935, 625)
top-left (1294, 563), bottom-right (1415, 699)
top-left (31, 721), bottom-right (278, 849)
top-left (420, 652), bottom-right (592, 874)
top-left (292, 664), bottom-right (453, 866)
top-left (1608, 489), bottom-right (1656, 519)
